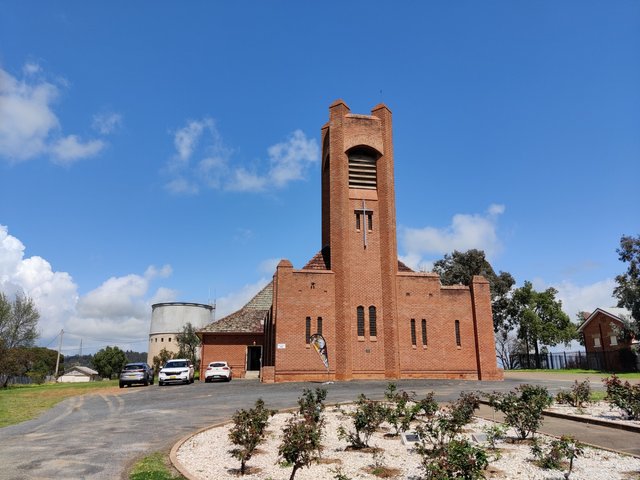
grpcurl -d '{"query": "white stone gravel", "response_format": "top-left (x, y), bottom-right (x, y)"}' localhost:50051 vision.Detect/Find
top-left (547, 401), bottom-right (640, 427)
top-left (176, 405), bottom-right (640, 480)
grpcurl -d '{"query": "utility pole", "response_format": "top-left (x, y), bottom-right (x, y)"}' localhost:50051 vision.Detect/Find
top-left (54, 329), bottom-right (64, 378)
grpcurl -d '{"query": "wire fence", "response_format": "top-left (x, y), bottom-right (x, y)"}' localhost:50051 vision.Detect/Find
top-left (509, 349), bottom-right (639, 372)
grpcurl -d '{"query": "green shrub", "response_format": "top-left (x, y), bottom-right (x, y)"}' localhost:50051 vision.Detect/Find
top-left (531, 435), bottom-right (583, 479)
top-left (418, 438), bottom-right (488, 480)
top-left (481, 423), bottom-right (507, 451)
top-left (337, 394), bottom-right (386, 449)
top-left (228, 398), bottom-right (276, 475)
top-left (382, 382), bottom-right (419, 435)
top-left (278, 414), bottom-right (323, 480)
top-left (415, 391), bottom-right (439, 418)
top-left (555, 380), bottom-right (591, 408)
top-left (603, 375), bottom-right (640, 420)
top-left (298, 387), bottom-right (327, 425)
top-left (486, 384), bottom-right (552, 439)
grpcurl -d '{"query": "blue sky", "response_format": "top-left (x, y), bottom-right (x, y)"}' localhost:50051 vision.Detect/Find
top-left (1, 2), bottom-right (638, 355)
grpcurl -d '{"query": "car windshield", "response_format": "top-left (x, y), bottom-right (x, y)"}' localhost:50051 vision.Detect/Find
top-left (166, 361), bottom-right (186, 368)
top-left (210, 362), bottom-right (226, 367)
top-left (123, 364), bottom-right (143, 371)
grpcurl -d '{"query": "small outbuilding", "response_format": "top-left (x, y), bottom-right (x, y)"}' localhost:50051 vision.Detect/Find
top-left (57, 366), bottom-right (100, 383)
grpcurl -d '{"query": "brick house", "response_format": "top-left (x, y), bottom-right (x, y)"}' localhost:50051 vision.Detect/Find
top-left (198, 100), bottom-right (502, 382)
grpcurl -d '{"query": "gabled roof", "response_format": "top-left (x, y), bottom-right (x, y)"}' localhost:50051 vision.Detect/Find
top-left (302, 246), bottom-right (414, 273)
top-left (199, 282), bottom-right (273, 334)
top-left (63, 366), bottom-right (99, 376)
top-left (577, 307), bottom-right (631, 333)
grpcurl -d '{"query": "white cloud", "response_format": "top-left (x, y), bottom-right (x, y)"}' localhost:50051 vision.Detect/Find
top-left (267, 129), bottom-right (320, 187)
top-left (166, 177), bottom-right (199, 195)
top-left (227, 167), bottom-right (268, 192)
top-left (50, 135), bottom-right (105, 165)
top-left (532, 277), bottom-right (618, 320)
top-left (92, 112), bottom-right (122, 135)
top-left (258, 258), bottom-right (280, 276)
top-left (163, 119), bottom-right (318, 195)
top-left (0, 224), bottom-right (173, 352)
top-left (0, 63), bottom-right (107, 164)
top-left (173, 118), bottom-right (214, 163)
top-left (399, 204), bottom-right (505, 270)
top-left (215, 277), bottom-right (270, 319)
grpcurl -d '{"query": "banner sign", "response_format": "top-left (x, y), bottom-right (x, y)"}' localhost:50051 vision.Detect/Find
top-left (309, 333), bottom-right (329, 370)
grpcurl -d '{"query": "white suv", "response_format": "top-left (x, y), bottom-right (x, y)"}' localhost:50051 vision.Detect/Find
top-left (158, 359), bottom-right (194, 386)
top-left (204, 361), bottom-right (233, 382)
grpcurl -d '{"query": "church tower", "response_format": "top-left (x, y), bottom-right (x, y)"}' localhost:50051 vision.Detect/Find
top-left (321, 100), bottom-right (400, 380)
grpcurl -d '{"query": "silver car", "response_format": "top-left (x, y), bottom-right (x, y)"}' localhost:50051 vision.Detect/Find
top-left (158, 359), bottom-right (194, 386)
top-left (119, 363), bottom-right (154, 388)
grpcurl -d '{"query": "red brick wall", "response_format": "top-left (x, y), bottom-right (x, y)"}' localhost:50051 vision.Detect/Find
top-left (582, 313), bottom-right (630, 353)
top-left (200, 333), bottom-right (263, 380)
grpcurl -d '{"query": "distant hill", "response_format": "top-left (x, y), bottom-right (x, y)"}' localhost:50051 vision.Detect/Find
top-left (63, 350), bottom-right (148, 368)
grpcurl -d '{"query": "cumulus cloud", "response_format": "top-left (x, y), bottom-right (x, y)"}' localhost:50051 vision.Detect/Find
top-left (163, 119), bottom-right (318, 194)
top-left (50, 135), bottom-right (105, 165)
top-left (532, 277), bottom-right (618, 320)
top-left (0, 224), bottom-right (173, 352)
top-left (399, 204), bottom-right (505, 270)
top-left (0, 63), bottom-right (108, 164)
top-left (215, 277), bottom-right (270, 319)
top-left (92, 112), bottom-right (122, 135)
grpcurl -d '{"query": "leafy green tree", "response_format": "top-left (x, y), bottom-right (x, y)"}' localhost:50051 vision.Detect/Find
top-left (1, 347), bottom-right (58, 387)
top-left (432, 249), bottom-right (515, 331)
top-left (92, 346), bottom-right (127, 379)
top-left (613, 234), bottom-right (640, 331)
top-left (508, 281), bottom-right (576, 368)
top-left (0, 292), bottom-right (40, 350)
top-left (279, 414), bottom-right (323, 480)
top-left (176, 322), bottom-right (200, 364)
top-left (152, 347), bottom-right (174, 373)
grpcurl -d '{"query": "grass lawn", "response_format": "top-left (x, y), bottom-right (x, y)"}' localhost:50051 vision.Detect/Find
top-left (0, 380), bottom-right (120, 428)
top-left (510, 369), bottom-right (640, 379)
top-left (129, 452), bottom-right (186, 480)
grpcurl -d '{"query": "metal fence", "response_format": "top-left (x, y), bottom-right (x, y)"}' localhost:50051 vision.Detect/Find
top-left (510, 349), bottom-right (639, 372)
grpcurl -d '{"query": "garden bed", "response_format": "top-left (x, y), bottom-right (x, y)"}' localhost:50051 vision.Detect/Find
top-left (175, 405), bottom-right (640, 480)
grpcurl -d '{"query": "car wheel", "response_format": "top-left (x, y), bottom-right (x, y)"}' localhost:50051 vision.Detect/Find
top-left (143, 378), bottom-right (148, 386)
top-left (150, 376), bottom-right (154, 385)
top-left (119, 382), bottom-right (124, 388)
top-left (159, 381), bottom-right (164, 386)
top-left (226, 376), bottom-right (231, 382)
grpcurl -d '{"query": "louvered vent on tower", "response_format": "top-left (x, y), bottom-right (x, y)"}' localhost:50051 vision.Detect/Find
top-left (348, 153), bottom-right (377, 190)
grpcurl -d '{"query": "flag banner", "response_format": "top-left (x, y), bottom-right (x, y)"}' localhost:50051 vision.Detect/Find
top-left (309, 333), bottom-right (329, 370)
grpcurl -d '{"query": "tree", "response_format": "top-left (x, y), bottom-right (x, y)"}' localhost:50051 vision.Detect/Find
top-left (613, 234), bottom-right (640, 332)
top-left (1, 347), bottom-right (58, 387)
top-left (508, 281), bottom-right (576, 368)
top-left (432, 249), bottom-right (515, 332)
top-left (92, 346), bottom-right (127, 379)
top-left (228, 398), bottom-right (276, 475)
top-left (176, 322), bottom-right (200, 364)
top-left (152, 347), bottom-right (174, 373)
top-left (0, 292), bottom-right (40, 350)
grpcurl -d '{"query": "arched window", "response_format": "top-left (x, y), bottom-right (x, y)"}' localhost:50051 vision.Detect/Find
top-left (305, 316), bottom-right (311, 344)
top-left (317, 317), bottom-right (323, 336)
top-left (357, 306), bottom-right (365, 337)
top-left (410, 319), bottom-right (417, 346)
top-left (369, 306), bottom-right (377, 337)
top-left (348, 151), bottom-right (377, 190)
top-left (455, 320), bottom-right (461, 346)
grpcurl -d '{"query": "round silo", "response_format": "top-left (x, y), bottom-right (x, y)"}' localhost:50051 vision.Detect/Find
top-left (147, 302), bottom-right (213, 366)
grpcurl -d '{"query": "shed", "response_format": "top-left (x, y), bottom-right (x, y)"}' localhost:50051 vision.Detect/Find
top-left (57, 366), bottom-right (100, 383)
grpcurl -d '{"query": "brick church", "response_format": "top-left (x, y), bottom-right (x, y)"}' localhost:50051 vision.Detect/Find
top-left (198, 100), bottom-right (502, 382)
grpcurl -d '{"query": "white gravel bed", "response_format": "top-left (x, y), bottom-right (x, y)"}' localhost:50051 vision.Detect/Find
top-left (176, 405), bottom-right (640, 480)
top-left (546, 401), bottom-right (640, 427)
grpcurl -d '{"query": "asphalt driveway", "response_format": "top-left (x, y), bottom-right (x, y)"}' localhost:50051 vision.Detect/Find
top-left (0, 375), bottom-right (598, 480)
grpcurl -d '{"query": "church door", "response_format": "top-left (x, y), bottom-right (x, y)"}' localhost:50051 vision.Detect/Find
top-left (246, 346), bottom-right (262, 371)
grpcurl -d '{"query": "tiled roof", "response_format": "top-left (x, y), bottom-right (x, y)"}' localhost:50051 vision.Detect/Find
top-left (397, 260), bottom-right (413, 272)
top-left (199, 282), bottom-right (272, 334)
top-left (303, 246), bottom-right (331, 270)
